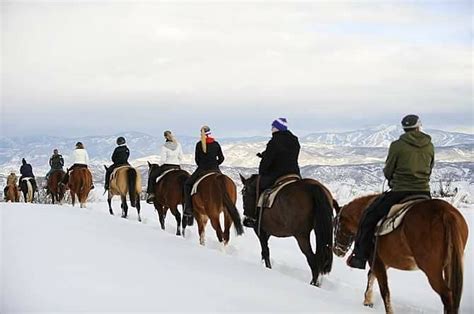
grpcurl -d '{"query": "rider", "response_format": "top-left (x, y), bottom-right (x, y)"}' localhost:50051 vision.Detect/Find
top-left (243, 118), bottom-right (301, 228)
top-left (3, 171), bottom-right (18, 200)
top-left (19, 158), bottom-right (38, 192)
top-left (63, 142), bottom-right (93, 188)
top-left (347, 114), bottom-right (434, 269)
top-left (45, 149), bottom-right (64, 180)
top-left (182, 125), bottom-right (224, 226)
top-left (146, 130), bottom-right (184, 203)
top-left (104, 137), bottom-right (130, 191)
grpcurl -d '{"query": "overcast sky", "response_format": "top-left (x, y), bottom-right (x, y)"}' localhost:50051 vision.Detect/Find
top-left (1, 1), bottom-right (472, 138)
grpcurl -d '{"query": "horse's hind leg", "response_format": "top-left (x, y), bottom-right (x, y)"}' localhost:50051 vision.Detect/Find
top-left (418, 261), bottom-right (453, 313)
top-left (170, 206), bottom-right (182, 236)
top-left (197, 214), bottom-right (208, 245)
top-left (223, 211), bottom-right (232, 245)
top-left (108, 195), bottom-right (114, 215)
top-left (372, 256), bottom-right (393, 314)
top-left (258, 230), bottom-right (271, 268)
top-left (136, 196), bottom-right (141, 222)
top-left (295, 234), bottom-right (320, 286)
top-left (209, 214), bottom-right (224, 243)
top-left (121, 195), bottom-right (128, 218)
top-left (155, 203), bottom-right (166, 230)
top-left (363, 270), bottom-right (376, 307)
top-left (71, 192), bottom-right (76, 207)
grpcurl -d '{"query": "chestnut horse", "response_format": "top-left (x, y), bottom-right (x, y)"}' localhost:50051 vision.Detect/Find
top-left (105, 165), bottom-right (142, 222)
top-left (66, 167), bottom-right (93, 208)
top-left (5, 184), bottom-right (20, 202)
top-left (333, 195), bottom-right (468, 314)
top-left (147, 162), bottom-right (190, 236)
top-left (240, 175), bottom-right (335, 286)
top-left (185, 172), bottom-right (244, 245)
top-left (47, 170), bottom-right (66, 204)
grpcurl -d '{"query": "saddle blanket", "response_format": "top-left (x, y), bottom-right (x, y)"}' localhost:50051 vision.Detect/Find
top-left (155, 169), bottom-right (180, 184)
top-left (376, 196), bottom-right (431, 236)
top-left (257, 174), bottom-right (301, 209)
top-left (191, 172), bottom-right (219, 195)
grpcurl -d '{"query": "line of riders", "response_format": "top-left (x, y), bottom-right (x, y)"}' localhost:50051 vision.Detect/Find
top-left (4, 114), bottom-right (434, 270)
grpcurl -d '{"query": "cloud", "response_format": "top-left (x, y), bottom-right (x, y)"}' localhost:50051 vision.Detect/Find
top-left (1, 1), bottom-right (472, 136)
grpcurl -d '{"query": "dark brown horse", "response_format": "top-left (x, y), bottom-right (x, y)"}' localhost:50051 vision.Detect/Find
top-left (47, 170), bottom-right (66, 204)
top-left (105, 165), bottom-right (142, 222)
top-left (240, 175), bottom-right (335, 286)
top-left (67, 167), bottom-right (93, 208)
top-left (185, 172), bottom-right (244, 245)
top-left (333, 195), bottom-right (469, 314)
top-left (147, 162), bottom-right (190, 236)
top-left (5, 184), bottom-right (20, 202)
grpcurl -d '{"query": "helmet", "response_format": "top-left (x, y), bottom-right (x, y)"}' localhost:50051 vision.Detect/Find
top-left (116, 137), bottom-right (126, 145)
top-left (401, 114), bottom-right (421, 129)
top-left (75, 142), bottom-right (84, 149)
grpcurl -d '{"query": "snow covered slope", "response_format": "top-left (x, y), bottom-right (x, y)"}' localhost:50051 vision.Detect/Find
top-left (1, 201), bottom-right (473, 313)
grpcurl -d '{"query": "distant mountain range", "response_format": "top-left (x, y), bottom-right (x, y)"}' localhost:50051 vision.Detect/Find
top-left (0, 125), bottom-right (472, 174)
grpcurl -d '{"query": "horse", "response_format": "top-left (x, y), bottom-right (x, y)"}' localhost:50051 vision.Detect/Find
top-left (185, 172), bottom-right (244, 245)
top-left (19, 178), bottom-right (35, 203)
top-left (47, 170), bottom-right (66, 204)
top-left (240, 174), bottom-right (335, 286)
top-left (105, 165), bottom-right (142, 222)
top-left (147, 162), bottom-right (190, 236)
top-left (66, 166), bottom-right (93, 208)
top-left (333, 194), bottom-right (469, 314)
top-left (5, 184), bottom-right (20, 202)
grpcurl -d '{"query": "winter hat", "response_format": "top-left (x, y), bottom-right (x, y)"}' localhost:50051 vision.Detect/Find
top-left (53, 149), bottom-right (59, 154)
top-left (75, 142), bottom-right (84, 149)
top-left (201, 125), bottom-right (211, 153)
top-left (116, 137), bottom-right (126, 145)
top-left (272, 118), bottom-right (288, 131)
top-left (401, 115), bottom-right (421, 130)
top-left (22, 158), bottom-right (27, 165)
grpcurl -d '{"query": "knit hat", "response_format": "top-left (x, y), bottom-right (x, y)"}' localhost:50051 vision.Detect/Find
top-left (401, 115), bottom-right (421, 129)
top-left (116, 137), bottom-right (126, 145)
top-left (22, 158), bottom-right (27, 165)
top-left (272, 118), bottom-right (288, 131)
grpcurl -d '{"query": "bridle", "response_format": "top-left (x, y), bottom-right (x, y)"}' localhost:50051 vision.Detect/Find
top-left (333, 208), bottom-right (354, 257)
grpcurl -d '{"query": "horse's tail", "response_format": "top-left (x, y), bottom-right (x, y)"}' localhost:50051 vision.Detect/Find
top-left (332, 199), bottom-right (341, 213)
top-left (177, 172), bottom-right (189, 205)
top-left (216, 174), bottom-right (244, 236)
top-left (308, 184), bottom-right (334, 275)
top-left (127, 167), bottom-right (137, 208)
top-left (443, 210), bottom-right (465, 311)
top-left (26, 179), bottom-right (33, 202)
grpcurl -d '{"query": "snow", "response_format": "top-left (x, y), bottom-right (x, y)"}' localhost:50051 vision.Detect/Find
top-left (1, 200), bottom-right (473, 313)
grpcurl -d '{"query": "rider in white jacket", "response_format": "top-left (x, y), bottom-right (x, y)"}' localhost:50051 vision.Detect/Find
top-left (62, 142), bottom-right (93, 188)
top-left (146, 131), bottom-right (183, 203)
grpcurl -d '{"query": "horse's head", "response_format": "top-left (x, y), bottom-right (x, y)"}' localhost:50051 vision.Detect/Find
top-left (147, 161), bottom-right (160, 176)
top-left (333, 195), bottom-right (378, 257)
top-left (239, 174), bottom-right (259, 215)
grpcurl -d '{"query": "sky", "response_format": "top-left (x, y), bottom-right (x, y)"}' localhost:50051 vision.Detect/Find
top-left (1, 1), bottom-right (472, 138)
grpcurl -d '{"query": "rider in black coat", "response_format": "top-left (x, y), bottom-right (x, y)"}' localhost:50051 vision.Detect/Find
top-left (183, 126), bottom-right (225, 226)
top-left (104, 137), bottom-right (130, 190)
top-left (19, 158), bottom-right (38, 191)
top-left (243, 118), bottom-right (301, 227)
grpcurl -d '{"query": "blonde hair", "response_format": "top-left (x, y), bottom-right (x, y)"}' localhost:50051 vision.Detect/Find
top-left (200, 125), bottom-right (211, 153)
top-left (164, 130), bottom-right (176, 143)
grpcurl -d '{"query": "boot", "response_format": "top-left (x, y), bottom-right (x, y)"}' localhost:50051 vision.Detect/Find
top-left (243, 216), bottom-right (257, 228)
top-left (183, 203), bottom-right (194, 226)
top-left (346, 253), bottom-right (366, 270)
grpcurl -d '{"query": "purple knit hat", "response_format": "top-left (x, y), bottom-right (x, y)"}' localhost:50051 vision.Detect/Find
top-left (272, 118), bottom-right (288, 131)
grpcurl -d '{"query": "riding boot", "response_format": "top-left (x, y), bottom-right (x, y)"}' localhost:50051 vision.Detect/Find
top-left (182, 185), bottom-right (194, 226)
top-left (146, 193), bottom-right (155, 204)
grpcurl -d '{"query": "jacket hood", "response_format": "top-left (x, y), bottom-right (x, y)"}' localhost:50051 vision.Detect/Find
top-left (400, 130), bottom-right (432, 148)
top-left (164, 141), bottom-right (178, 151)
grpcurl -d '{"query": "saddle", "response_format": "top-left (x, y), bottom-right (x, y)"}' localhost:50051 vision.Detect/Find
top-left (191, 172), bottom-right (219, 195)
top-left (375, 195), bottom-right (431, 236)
top-left (155, 168), bottom-right (180, 184)
top-left (21, 177), bottom-right (34, 182)
top-left (110, 165), bottom-right (131, 181)
top-left (257, 174), bottom-right (301, 209)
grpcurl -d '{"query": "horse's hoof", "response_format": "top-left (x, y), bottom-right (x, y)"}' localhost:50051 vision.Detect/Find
top-left (364, 303), bottom-right (374, 308)
top-left (310, 279), bottom-right (321, 287)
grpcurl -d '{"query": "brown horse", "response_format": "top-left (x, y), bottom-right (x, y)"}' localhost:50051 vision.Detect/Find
top-left (147, 162), bottom-right (190, 236)
top-left (185, 172), bottom-right (243, 245)
top-left (333, 194), bottom-right (469, 314)
top-left (240, 175), bottom-right (335, 286)
top-left (47, 170), bottom-right (66, 204)
top-left (67, 167), bottom-right (93, 208)
top-left (105, 165), bottom-right (142, 222)
top-left (5, 184), bottom-right (20, 202)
